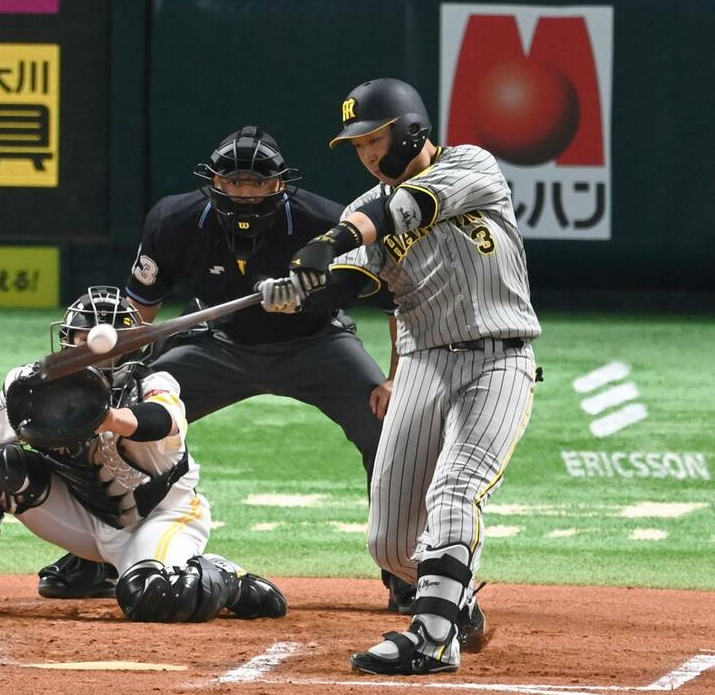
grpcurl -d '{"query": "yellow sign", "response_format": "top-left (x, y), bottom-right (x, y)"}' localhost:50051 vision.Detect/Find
top-left (0, 43), bottom-right (60, 187)
top-left (0, 246), bottom-right (59, 307)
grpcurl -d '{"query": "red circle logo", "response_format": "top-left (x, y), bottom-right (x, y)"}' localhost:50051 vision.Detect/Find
top-left (473, 58), bottom-right (580, 166)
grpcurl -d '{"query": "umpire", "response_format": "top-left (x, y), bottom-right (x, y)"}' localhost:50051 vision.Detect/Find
top-left (37, 126), bottom-right (411, 606)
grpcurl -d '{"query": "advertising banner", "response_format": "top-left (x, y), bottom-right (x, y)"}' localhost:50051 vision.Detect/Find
top-left (0, 245), bottom-right (59, 307)
top-left (441, 4), bottom-right (613, 240)
top-left (0, 43), bottom-right (59, 187)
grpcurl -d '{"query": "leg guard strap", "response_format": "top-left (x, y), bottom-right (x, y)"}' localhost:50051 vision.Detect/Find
top-left (413, 596), bottom-right (460, 623)
top-left (382, 631), bottom-right (418, 673)
top-left (418, 554), bottom-right (472, 588)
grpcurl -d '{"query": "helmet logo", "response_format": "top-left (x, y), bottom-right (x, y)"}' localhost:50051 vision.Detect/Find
top-left (342, 98), bottom-right (357, 123)
top-left (238, 221), bottom-right (250, 230)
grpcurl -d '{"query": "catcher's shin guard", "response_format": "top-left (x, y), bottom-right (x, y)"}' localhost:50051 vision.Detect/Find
top-left (0, 443), bottom-right (51, 514)
top-left (116, 555), bottom-right (287, 623)
top-left (117, 556), bottom-right (236, 622)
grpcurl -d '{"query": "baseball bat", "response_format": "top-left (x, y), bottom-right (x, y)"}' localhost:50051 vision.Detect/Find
top-left (39, 292), bottom-right (263, 382)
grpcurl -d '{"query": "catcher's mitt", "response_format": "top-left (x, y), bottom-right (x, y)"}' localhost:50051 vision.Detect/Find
top-left (5, 366), bottom-right (111, 448)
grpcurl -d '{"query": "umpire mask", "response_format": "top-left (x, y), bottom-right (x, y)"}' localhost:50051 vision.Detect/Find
top-left (52, 286), bottom-right (147, 407)
top-left (194, 126), bottom-right (301, 242)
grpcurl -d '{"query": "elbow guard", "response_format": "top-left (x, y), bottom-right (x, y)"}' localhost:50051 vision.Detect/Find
top-left (357, 187), bottom-right (437, 238)
top-left (127, 402), bottom-right (173, 442)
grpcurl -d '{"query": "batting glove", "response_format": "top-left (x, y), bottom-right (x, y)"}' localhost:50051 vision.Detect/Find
top-left (288, 239), bottom-right (337, 296)
top-left (255, 277), bottom-right (303, 313)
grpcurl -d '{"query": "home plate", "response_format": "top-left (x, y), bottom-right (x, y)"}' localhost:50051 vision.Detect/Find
top-left (23, 661), bottom-right (187, 671)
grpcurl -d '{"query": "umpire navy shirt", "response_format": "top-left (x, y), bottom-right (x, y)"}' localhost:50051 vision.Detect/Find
top-left (125, 189), bottom-right (343, 344)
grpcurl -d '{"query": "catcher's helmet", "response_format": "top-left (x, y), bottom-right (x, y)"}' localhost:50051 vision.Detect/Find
top-left (329, 78), bottom-right (431, 179)
top-left (194, 126), bottom-right (301, 239)
top-left (52, 286), bottom-right (145, 405)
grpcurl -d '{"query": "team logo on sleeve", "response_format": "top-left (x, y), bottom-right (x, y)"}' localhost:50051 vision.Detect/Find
top-left (133, 254), bottom-right (159, 286)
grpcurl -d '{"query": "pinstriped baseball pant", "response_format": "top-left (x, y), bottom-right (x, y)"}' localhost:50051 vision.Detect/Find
top-left (366, 340), bottom-right (536, 584)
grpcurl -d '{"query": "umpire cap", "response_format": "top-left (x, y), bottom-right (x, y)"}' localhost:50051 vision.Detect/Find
top-left (329, 78), bottom-right (431, 148)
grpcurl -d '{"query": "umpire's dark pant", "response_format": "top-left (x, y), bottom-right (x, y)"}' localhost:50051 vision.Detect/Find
top-left (148, 321), bottom-right (385, 481)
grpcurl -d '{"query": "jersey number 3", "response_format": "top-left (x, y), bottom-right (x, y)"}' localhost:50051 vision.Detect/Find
top-left (469, 226), bottom-right (496, 255)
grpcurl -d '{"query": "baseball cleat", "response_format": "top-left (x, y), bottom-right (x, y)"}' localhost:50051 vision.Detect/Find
top-left (350, 650), bottom-right (458, 676)
top-left (38, 553), bottom-right (118, 599)
top-left (350, 628), bottom-right (458, 676)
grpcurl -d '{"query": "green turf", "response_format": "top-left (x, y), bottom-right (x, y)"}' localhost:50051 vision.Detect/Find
top-left (0, 307), bottom-right (713, 589)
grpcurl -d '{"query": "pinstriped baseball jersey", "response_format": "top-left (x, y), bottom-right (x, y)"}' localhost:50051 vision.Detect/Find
top-left (332, 138), bottom-right (541, 667)
top-left (335, 144), bottom-right (541, 354)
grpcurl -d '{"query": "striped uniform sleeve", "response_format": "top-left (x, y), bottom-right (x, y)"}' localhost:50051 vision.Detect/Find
top-left (331, 184), bottom-right (389, 298)
top-left (139, 371), bottom-right (188, 454)
top-left (399, 144), bottom-right (509, 223)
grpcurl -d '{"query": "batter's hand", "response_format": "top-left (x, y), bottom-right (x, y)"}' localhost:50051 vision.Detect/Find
top-left (288, 237), bottom-right (337, 296)
top-left (255, 277), bottom-right (303, 313)
top-left (369, 379), bottom-right (393, 421)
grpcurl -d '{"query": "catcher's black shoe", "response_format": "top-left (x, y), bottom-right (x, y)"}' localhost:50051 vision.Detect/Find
top-left (38, 553), bottom-right (118, 599)
top-left (350, 629), bottom-right (458, 676)
top-left (230, 573), bottom-right (288, 618)
top-left (204, 555), bottom-right (288, 619)
top-left (457, 582), bottom-right (487, 653)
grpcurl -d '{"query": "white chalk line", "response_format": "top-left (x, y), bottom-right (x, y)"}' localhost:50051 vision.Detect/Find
top-left (225, 650), bottom-right (715, 693)
top-left (216, 640), bottom-right (302, 683)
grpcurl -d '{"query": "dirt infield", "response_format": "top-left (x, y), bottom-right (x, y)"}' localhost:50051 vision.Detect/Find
top-left (0, 576), bottom-right (713, 694)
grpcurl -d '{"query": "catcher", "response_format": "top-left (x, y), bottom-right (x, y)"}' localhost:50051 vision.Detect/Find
top-left (0, 285), bottom-right (287, 623)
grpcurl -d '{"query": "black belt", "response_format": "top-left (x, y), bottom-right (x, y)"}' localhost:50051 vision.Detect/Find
top-left (446, 337), bottom-right (524, 352)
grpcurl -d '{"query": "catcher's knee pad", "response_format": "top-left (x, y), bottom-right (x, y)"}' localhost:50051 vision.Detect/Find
top-left (412, 544), bottom-right (473, 644)
top-left (0, 444), bottom-right (51, 514)
top-left (116, 560), bottom-right (174, 622)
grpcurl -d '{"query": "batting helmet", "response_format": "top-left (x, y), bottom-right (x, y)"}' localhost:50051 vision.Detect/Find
top-left (329, 78), bottom-right (431, 179)
top-left (52, 286), bottom-right (145, 405)
top-left (194, 126), bottom-right (301, 239)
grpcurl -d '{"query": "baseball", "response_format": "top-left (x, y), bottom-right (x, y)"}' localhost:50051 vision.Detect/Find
top-left (87, 323), bottom-right (118, 354)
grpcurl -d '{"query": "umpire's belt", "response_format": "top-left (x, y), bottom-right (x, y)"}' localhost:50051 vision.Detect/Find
top-left (447, 337), bottom-right (524, 352)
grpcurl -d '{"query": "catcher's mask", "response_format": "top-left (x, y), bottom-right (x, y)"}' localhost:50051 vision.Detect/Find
top-left (194, 125), bottom-right (301, 241)
top-left (329, 78), bottom-right (431, 180)
top-left (51, 286), bottom-right (146, 406)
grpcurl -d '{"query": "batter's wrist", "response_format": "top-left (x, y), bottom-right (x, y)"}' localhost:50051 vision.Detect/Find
top-left (316, 221), bottom-right (363, 256)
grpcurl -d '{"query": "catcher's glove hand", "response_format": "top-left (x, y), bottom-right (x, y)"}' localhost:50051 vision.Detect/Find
top-left (5, 366), bottom-right (111, 449)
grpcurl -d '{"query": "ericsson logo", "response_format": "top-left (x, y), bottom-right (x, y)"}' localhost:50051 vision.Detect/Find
top-left (573, 361), bottom-right (647, 438)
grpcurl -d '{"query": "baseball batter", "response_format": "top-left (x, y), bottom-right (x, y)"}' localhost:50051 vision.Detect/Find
top-left (0, 286), bottom-right (287, 622)
top-left (286, 78), bottom-right (542, 675)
